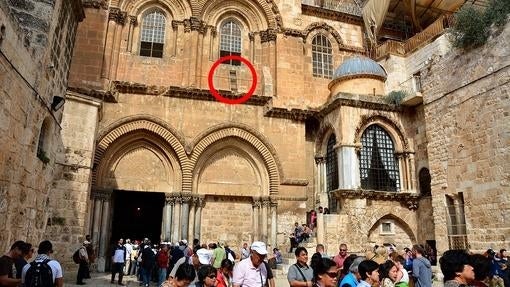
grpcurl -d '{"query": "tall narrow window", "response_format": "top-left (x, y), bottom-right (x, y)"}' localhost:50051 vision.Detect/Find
top-left (220, 20), bottom-right (242, 65)
top-left (419, 168), bottom-right (431, 196)
top-left (312, 34), bottom-right (333, 79)
top-left (140, 10), bottom-right (165, 58)
top-left (326, 134), bottom-right (338, 212)
top-left (359, 125), bottom-right (400, 191)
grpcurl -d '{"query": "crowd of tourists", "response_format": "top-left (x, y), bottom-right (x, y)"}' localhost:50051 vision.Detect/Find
top-left (1, 235), bottom-right (509, 287)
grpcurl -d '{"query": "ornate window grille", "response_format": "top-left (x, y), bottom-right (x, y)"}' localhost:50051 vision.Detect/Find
top-left (360, 125), bottom-right (400, 191)
top-left (220, 20), bottom-right (242, 65)
top-left (140, 10), bottom-right (165, 58)
top-left (326, 134), bottom-right (338, 212)
top-left (312, 34), bottom-right (333, 79)
top-left (446, 195), bottom-right (468, 249)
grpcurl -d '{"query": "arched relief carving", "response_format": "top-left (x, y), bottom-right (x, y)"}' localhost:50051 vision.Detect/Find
top-left (367, 213), bottom-right (417, 243)
top-left (94, 116), bottom-right (189, 188)
top-left (199, 0), bottom-right (280, 31)
top-left (120, 0), bottom-right (192, 20)
top-left (193, 140), bottom-right (269, 197)
top-left (354, 114), bottom-right (409, 153)
top-left (189, 124), bottom-right (281, 194)
top-left (95, 132), bottom-right (182, 192)
top-left (304, 22), bottom-right (344, 48)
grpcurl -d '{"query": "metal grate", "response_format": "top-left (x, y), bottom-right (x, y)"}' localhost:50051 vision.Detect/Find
top-left (312, 34), bottom-right (333, 79)
top-left (446, 202), bottom-right (468, 249)
top-left (326, 134), bottom-right (338, 212)
top-left (220, 20), bottom-right (242, 65)
top-left (140, 10), bottom-right (166, 58)
top-left (360, 125), bottom-right (400, 191)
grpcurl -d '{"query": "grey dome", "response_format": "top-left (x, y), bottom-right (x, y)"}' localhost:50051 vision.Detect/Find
top-left (333, 56), bottom-right (387, 81)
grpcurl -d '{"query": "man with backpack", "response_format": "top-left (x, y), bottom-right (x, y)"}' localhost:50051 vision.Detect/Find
top-left (76, 241), bottom-right (90, 285)
top-left (22, 240), bottom-right (63, 287)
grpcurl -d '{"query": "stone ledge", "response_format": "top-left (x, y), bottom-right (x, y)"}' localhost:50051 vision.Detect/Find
top-left (331, 188), bottom-right (421, 210)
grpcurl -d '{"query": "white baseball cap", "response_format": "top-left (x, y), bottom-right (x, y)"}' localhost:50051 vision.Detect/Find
top-left (196, 248), bottom-right (212, 264)
top-left (251, 241), bottom-right (268, 255)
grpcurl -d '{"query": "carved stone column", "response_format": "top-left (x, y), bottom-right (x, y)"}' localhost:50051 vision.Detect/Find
top-left (172, 196), bottom-right (181, 243)
top-left (188, 197), bottom-right (197, 242)
top-left (193, 197), bottom-right (205, 240)
top-left (97, 190), bottom-right (112, 272)
top-left (180, 194), bottom-right (191, 241)
top-left (164, 194), bottom-right (174, 241)
top-left (91, 197), bottom-right (102, 249)
top-left (252, 199), bottom-right (261, 241)
top-left (261, 198), bottom-right (270, 243)
top-left (270, 201), bottom-right (277, 248)
top-left (397, 154), bottom-right (405, 191)
top-left (315, 156), bottom-right (326, 207)
top-left (337, 144), bottom-right (360, 189)
top-left (126, 15), bottom-right (137, 52)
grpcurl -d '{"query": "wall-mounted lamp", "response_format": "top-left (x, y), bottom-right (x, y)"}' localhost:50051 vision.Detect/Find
top-left (51, 95), bottom-right (65, 111)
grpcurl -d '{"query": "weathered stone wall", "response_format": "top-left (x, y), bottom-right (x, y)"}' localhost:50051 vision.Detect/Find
top-left (47, 94), bottom-right (101, 270)
top-left (421, 22), bottom-right (510, 253)
top-left (0, 0), bottom-right (83, 252)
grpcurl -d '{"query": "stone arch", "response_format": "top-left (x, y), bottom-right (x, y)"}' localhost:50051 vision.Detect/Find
top-left (304, 22), bottom-right (344, 48)
top-left (192, 138), bottom-right (270, 197)
top-left (354, 114), bottom-right (409, 153)
top-left (368, 213), bottom-right (417, 244)
top-left (121, 0), bottom-right (192, 20)
top-left (315, 122), bottom-right (337, 157)
top-left (199, 0), bottom-right (278, 31)
top-left (189, 124), bottom-right (281, 194)
top-left (94, 115), bottom-right (188, 189)
top-left (97, 135), bottom-right (181, 192)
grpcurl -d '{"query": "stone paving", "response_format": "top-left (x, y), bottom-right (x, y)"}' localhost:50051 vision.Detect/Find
top-left (65, 272), bottom-right (289, 287)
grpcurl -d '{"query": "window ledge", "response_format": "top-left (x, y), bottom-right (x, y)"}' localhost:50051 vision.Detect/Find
top-left (331, 189), bottom-right (420, 210)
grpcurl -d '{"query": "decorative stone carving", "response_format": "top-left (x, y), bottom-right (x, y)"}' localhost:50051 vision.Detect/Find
top-left (189, 17), bottom-right (207, 34)
top-left (183, 19), bottom-right (191, 33)
top-left (315, 156), bottom-right (326, 164)
top-left (82, 0), bottom-right (108, 10)
top-left (331, 189), bottom-right (420, 210)
top-left (172, 20), bottom-right (184, 30)
top-left (165, 194), bottom-right (175, 204)
top-left (181, 194), bottom-right (192, 204)
top-left (109, 7), bottom-right (127, 25)
top-left (248, 32), bottom-right (256, 41)
top-left (252, 200), bottom-right (261, 208)
top-left (208, 26), bottom-right (217, 37)
top-left (129, 16), bottom-right (137, 26)
top-left (260, 29), bottom-right (277, 43)
top-left (91, 189), bottom-right (112, 200)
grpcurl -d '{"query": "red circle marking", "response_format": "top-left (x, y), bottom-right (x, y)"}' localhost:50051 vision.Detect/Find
top-left (207, 55), bottom-right (257, 105)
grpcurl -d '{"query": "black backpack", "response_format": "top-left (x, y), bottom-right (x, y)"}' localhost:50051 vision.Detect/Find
top-left (24, 259), bottom-right (53, 287)
top-left (72, 249), bottom-right (81, 264)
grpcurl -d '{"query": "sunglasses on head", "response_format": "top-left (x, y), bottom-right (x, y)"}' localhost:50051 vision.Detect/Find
top-left (326, 272), bottom-right (338, 278)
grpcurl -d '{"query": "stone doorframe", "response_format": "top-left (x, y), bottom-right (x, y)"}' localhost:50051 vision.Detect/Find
top-left (163, 193), bottom-right (279, 247)
top-left (88, 188), bottom-right (113, 272)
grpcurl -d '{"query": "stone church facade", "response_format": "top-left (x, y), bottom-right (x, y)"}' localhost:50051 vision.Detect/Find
top-left (1, 0), bottom-right (508, 273)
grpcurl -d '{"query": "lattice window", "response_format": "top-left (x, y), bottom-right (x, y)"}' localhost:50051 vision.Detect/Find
top-left (220, 20), bottom-right (242, 65)
top-left (326, 134), bottom-right (339, 212)
top-left (360, 125), bottom-right (400, 191)
top-left (140, 10), bottom-right (165, 58)
top-left (312, 34), bottom-right (333, 79)
top-left (446, 195), bottom-right (468, 249)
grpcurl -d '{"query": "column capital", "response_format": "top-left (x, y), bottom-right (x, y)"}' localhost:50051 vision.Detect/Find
top-left (165, 193), bottom-right (175, 204)
top-left (261, 198), bottom-right (271, 207)
top-left (91, 189), bottom-right (112, 200)
top-left (129, 15), bottom-right (137, 26)
top-left (315, 156), bottom-right (325, 164)
top-left (109, 7), bottom-right (127, 25)
top-left (181, 193), bottom-right (192, 203)
top-left (197, 197), bottom-right (206, 208)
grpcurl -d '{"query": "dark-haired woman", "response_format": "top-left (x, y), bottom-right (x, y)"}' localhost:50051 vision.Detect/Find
top-left (160, 263), bottom-right (196, 287)
top-left (379, 260), bottom-right (399, 287)
top-left (195, 265), bottom-right (217, 287)
top-left (217, 259), bottom-right (233, 287)
top-left (312, 258), bottom-right (338, 287)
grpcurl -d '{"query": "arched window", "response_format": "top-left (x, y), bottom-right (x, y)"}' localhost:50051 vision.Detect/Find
top-left (359, 125), bottom-right (400, 191)
top-left (140, 10), bottom-right (166, 58)
top-left (326, 134), bottom-right (338, 212)
top-left (312, 34), bottom-right (333, 79)
top-left (37, 118), bottom-right (51, 164)
top-left (419, 168), bottom-right (431, 196)
top-left (220, 20), bottom-right (242, 65)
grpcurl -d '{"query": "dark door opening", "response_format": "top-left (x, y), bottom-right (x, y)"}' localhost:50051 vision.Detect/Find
top-left (111, 190), bottom-right (165, 244)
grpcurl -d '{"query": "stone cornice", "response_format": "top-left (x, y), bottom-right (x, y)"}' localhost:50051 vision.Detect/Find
top-left (67, 86), bottom-right (117, 103)
top-left (301, 4), bottom-right (363, 25)
top-left (263, 106), bottom-right (318, 122)
top-left (317, 92), bottom-right (401, 118)
top-left (82, 0), bottom-right (108, 10)
top-left (280, 179), bottom-right (309, 186)
top-left (331, 189), bottom-right (420, 210)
